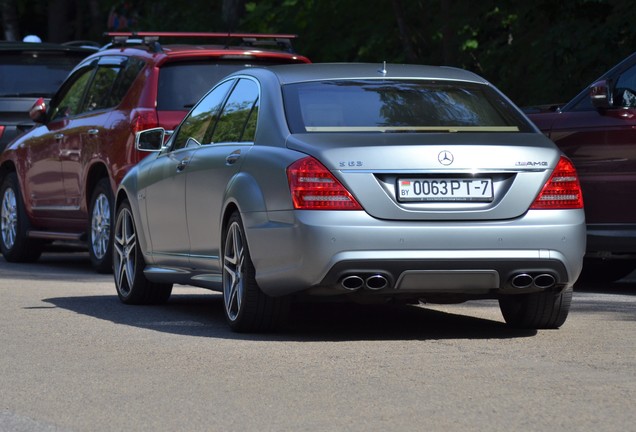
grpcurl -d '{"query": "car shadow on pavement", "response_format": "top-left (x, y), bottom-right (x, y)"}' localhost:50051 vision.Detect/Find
top-left (43, 292), bottom-right (537, 342)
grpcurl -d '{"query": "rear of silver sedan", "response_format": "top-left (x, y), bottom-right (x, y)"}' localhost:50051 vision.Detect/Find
top-left (245, 69), bottom-right (585, 329)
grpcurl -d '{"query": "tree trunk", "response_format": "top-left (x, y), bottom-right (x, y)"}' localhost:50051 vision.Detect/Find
top-left (391, 0), bottom-right (418, 63)
top-left (47, 0), bottom-right (72, 43)
top-left (1, 0), bottom-right (20, 41)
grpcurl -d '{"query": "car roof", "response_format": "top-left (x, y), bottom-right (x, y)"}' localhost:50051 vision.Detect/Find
top-left (0, 41), bottom-right (96, 55)
top-left (241, 62), bottom-right (490, 85)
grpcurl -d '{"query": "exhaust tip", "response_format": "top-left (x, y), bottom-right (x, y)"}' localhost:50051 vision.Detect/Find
top-left (534, 273), bottom-right (556, 289)
top-left (365, 274), bottom-right (389, 290)
top-left (511, 273), bottom-right (534, 289)
top-left (341, 275), bottom-right (364, 291)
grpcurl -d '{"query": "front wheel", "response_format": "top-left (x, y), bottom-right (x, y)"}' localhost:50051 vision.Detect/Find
top-left (88, 178), bottom-right (114, 273)
top-left (0, 172), bottom-right (42, 262)
top-left (499, 286), bottom-right (573, 329)
top-left (113, 199), bottom-right (172, 305)
top-left (222, 211), bottom-right (289, 332)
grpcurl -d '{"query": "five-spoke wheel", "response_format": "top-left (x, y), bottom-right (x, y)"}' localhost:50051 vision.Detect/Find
top-left (113, 199), bottom-right (172, 304)
top-left (222, 211), bottom-right (288, 332)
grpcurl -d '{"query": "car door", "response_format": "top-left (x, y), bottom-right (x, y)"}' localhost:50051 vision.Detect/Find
top-left (59, 56), bottom-right (125, 212)
top-left (143, 79), bottom-right (235, 266)
top-left (549, 62), bottom-right (636, 225)
top-left (186, 78), bottom-right (260, 270)
top-left (23, 61), bottom-right (95, 217)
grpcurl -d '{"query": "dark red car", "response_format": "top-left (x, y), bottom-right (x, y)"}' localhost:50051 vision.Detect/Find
top-left (0, 32), bottom-right (310, 272)
top-left (527, 52), bottom-right (636, 282)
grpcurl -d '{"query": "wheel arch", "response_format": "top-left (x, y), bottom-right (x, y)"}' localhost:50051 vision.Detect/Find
top-left (0, 160), bottom-right (16, 186)
top-left (84, 162), bottom-right (111, 210)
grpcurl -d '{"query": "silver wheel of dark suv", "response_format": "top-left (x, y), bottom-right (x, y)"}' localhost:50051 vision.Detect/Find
top-left (0, 172), bottom-right (42, 262)
top-left (89, 179), bottom-right (114, 273)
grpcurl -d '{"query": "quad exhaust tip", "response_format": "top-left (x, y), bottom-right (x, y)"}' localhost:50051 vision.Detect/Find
top-left (340, 274), bottom-right (390, 291)
top-left (511, 273), bottom-right (556, 289)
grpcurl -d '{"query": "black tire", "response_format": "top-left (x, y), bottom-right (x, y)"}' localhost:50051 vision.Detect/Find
top-left (113, 199), bottom-right (172, 305)
top-left (499, 286), bottom-right (573, 329)
top-left (88, 178), bottom-right (114, 273)
top-left (222, 211), bottom-right (289, 332)
top-left (0, 172), bottom-right (42, 262)
top-left (580, 258), bottom-right (636, 284)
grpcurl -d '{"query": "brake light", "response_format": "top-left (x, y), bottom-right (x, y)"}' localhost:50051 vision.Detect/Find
top-left (287, 157), bottom-right (362, 210)
top-left (0, 125), bottom-right (4, 139)
top-left (530, 156), bottom-right (583, 209)
top-left (130, 109), bottom-right (159, 134)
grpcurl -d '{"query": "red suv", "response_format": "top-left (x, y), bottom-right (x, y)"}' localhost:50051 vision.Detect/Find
top-left (527, 51), bottom-right (636, 282)
top-left (0, 32), bottom-right (310, 272)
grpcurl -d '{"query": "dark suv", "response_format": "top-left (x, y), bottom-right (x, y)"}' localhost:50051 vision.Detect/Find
top-left (0, 41), bottom-right (94, 151)
top-left (0, 32), bottom-right (310, 272)
top-left (527, 51), bottom-right (636, 282)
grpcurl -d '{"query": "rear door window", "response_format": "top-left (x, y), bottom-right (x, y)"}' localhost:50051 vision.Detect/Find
top-left (210, 78), bottom-right (259, 143)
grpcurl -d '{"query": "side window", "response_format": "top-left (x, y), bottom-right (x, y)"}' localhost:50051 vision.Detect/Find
top-left (615, 64), bottom-right (636, 107)
top-left (106, 57), bottom-right (145, 108)
top-left (211, 78), bottom-right (259, 143)
top-left (82, 64), bottom-right (121, 112)
top-left (49, 65), bottom-right (95, 121)
top-left (172, 79), bottom-right (235, 151)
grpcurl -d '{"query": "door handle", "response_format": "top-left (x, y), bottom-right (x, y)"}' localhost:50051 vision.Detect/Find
top-left (54, 133), bottom-right (64, 140)
top-left (88, 129), bottom-right (99, 136)
top-left (176, 159), bottom-right (190, 172)
top-left (225, 150), bottom-right (241, 165)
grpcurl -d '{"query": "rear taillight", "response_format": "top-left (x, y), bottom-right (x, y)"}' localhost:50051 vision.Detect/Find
top-left (130, 109), bottom-right (159, 134)
top-left (530, 156), bottom-right (583, 209)
top-left (287, 157), bottom-right (362, 210)
top-left (0, 125), bottom-right (4, 139)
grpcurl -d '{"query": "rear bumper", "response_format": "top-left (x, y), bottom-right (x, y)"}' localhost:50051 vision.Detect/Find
top-left (244, 209), bottom-right (586, 298)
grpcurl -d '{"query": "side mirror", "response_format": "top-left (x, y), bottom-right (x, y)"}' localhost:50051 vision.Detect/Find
top-left (29, 97), bottom-right (47, 123)
top-left (590, 80), bottom-right (612, 109)
top-left (135, 127), bottom-right (166, 152)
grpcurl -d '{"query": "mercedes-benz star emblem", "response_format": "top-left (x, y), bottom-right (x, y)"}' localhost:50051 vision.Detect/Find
top-left (438, 150), bottom-right (454, 166)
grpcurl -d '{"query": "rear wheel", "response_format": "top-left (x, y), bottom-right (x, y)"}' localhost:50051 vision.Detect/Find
top-left (88, 178), bottom-right (114, 273)
top-left (113, 199), bottom-right (172, 305)
top-left (222, 211), bottom-right (289, 332)
top-left (499, 286), bottom-right (573, 329)
top-left (0, 172), bottom-right (42, 262)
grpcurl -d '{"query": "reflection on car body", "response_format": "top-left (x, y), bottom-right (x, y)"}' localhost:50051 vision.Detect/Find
top-left (527, 51), bottom-right (636, 282)
top-left (113, 63), bottom-right (586, 332)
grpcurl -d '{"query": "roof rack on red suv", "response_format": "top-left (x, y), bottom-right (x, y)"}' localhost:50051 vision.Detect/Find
top-left (104, 31), bottom-right (300, 53)
top-left (0, 31), bottom-right (310, 272)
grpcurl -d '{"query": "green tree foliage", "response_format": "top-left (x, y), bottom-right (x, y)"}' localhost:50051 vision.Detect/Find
top-left (3, 0), bottom-right (636, 106)
top-left (240, 0), bottom-right (636, 106)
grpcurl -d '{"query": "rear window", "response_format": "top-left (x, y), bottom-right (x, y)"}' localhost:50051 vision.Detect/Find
top-left (283, 79), bottom-right (533, 133)
top-left (157, 60), bottom-right (289, 111)
top-left (0, 52), bottom-right (86, 97)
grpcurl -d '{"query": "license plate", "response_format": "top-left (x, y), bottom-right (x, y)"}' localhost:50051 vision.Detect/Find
top-left (398, 178), bottom-right (493, 202)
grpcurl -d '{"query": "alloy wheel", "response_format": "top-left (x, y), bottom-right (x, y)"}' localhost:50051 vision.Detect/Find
top-left (223, 221), bottom-right (245, 321)
top-left (91, 193), bottom-right (111, 260)
top-left (1, 187), bottom-right (17, 250)
top-left (113, 207), bottom-right (136, 295)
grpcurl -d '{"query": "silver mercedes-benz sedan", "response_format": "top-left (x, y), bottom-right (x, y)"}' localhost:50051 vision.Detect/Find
top-left (113, 63), bottom-right (586, 332)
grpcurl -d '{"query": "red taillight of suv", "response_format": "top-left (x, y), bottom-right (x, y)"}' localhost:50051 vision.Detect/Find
top-left (0, 125), bottom-right (4, 139)
top-left (130, 109), bottom-right (159, 134)
top-left (287, 156), bottom-right (362, 210)
top-left (531, 156), bottom-right (583, 209)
